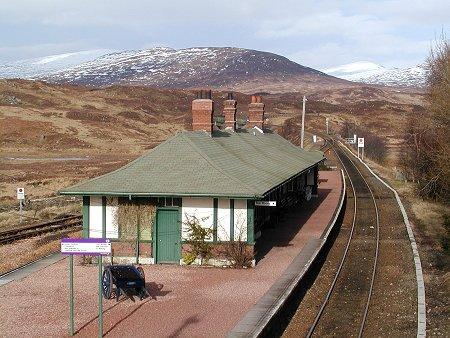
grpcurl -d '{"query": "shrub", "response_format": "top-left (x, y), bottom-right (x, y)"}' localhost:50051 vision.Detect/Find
top-left (182, 252), bottom-right (197, 265)
top-left (222, 241), bottom-right (253, 268)
top-left (183, 214), bottom-right (213, 265)
top-left (218, 213), bottom-right (253, 268)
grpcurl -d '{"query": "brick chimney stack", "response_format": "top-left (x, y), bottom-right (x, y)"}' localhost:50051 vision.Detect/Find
top-left (248, 95), bottom-right (265, 130)
top-left (192, 90), bottom-right (214, 134)
top-left (223, 92), bottom-right (237, 130)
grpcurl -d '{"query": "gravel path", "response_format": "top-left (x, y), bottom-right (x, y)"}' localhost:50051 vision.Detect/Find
top-left (0, 171), bottom-right (341, 338)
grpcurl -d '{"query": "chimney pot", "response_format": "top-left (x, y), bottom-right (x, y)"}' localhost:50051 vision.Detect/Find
top-left (223, 92), bottom-right (237, 131)
top-left (192, 89), bottom-right (214, 134)
top-left (248, 95), bottom-right (265, 130)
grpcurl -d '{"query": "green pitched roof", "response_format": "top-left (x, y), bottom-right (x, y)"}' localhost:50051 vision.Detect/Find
top-left (60, 129), bottom-right (324, 199)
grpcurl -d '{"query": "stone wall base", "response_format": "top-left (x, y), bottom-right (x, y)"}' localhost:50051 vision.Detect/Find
top-left (96, 242), bottom-right (255, 267)
top-left (180, 257), bottom-right (256, 268)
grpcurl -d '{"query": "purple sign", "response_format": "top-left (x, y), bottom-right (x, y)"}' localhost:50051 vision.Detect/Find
top-left (61, 238), bottom-right (111, 255)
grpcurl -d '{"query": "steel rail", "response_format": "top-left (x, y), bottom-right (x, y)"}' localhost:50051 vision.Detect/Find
top-left (306, 141), bottom-right (380, 338)
top-left (0, 215), bottom-right (81, 237)
top-left (0, 216), bottom-right (82, 245)
top-left (341, 144), bottom-right (380, 338)
top-left (319, 138), bottom-right (329, 151)
top-left (306, 141), bottom-right (358, 338)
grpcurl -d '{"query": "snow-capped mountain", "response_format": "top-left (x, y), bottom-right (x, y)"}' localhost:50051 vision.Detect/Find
top-left (323, 61), bottom-right (426, 88)
top-left (324, 62), bottom-right (385, 80)
top-left (0, 47), bottom-right (352, 92)
top-left (36, 47), bottom-right (336, 89)
top-left (0, 50), bottom-right (111, 79)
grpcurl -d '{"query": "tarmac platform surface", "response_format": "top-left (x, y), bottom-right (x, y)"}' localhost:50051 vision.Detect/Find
top-left (0, 170), bottom-right (342, 338)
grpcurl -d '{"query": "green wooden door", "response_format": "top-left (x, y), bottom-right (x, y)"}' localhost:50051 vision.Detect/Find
top-left (155, 208), bottom-right (180, 263)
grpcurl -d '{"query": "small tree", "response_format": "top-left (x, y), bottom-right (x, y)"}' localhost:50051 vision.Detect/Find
top-left (183, 214), bottom-right (213, 265)
top-left (400, 34), bottom-right (449, 200)
top-left (219, 211), bottom-right (253, 268)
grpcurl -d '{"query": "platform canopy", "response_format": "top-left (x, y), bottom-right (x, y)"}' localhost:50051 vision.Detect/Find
top-left (60, 129), bottom-right (324, 199)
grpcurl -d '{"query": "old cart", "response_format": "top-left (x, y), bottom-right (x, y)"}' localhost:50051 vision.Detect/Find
top-left (102, 265), bottom-right (149, 301)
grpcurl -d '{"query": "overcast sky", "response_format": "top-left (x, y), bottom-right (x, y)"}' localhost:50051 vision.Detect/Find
top-left (1, 0), bottom-right (448, 69)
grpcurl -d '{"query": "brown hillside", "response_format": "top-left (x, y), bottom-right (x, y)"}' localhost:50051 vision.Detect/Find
top-left (1, 79), bottom-right (424, 205)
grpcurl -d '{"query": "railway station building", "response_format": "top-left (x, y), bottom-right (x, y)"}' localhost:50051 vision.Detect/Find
top-left (60, 91), bottom-right (324, 266)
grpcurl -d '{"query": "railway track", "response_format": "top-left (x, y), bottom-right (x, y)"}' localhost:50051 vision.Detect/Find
top-left (306, 142), bottom-right (380, 337)
top-left (0, 215), bottom-right (82, 245)
top-left (319, 138), bottom-right (330, 151)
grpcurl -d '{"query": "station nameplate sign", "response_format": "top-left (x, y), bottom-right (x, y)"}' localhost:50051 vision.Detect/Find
top-left (61, 238), bottom-right (111, 255)
top-left (17, 187), bottom-right (25, 200)
top-left (255, 201), bottom-right (276, 207)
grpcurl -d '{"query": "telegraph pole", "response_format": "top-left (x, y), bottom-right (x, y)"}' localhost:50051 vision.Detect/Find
top-left (300, 95), bottom-right (307, 148)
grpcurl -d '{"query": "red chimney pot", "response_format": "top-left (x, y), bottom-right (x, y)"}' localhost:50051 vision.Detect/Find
top-left (223, 92), bottom-right (237, 130)
top-left (192, 90), bottom-right (214, 134)
top-left (248, 96), bottom-right (265, 130)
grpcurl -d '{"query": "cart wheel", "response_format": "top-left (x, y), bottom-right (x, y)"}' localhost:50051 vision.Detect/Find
top-left (102, 269), bottom-right (113, 299)
top-left (137, 265), bottom-right (145, 281)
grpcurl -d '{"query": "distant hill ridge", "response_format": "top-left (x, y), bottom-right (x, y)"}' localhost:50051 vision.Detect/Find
top-left (1, 48), bottom-right (426, 91)
top-left (0, 47), bottom-right (351, 93)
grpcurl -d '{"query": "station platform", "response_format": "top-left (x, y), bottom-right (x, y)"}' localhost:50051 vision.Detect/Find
top-left (0, 170), bottom-right (342, 338)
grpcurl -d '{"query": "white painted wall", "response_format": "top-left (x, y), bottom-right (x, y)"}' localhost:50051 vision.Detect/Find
top-left (89, 196), bottom-right (118, 238)
top-left (106, 197), bottom-right (118, 239)
top-left (234, 199), bottom-right (247, 241)
top-left (181, 197), bottom-right (214, 240)
top-left (181, 197), bottom-right (248, 242)
top-left (217, 198), bottom-right (231, 241)
top-left (89, 196), bottom-right (103, 238)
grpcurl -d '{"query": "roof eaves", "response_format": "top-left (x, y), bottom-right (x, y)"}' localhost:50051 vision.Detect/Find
top-left (59, 190), bottom-right (263, 199)
top-left (261, 161), bottom-right (323, 197)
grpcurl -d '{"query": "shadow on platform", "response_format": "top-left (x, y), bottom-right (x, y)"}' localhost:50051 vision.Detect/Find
top-left (255, 188), bottom-right (332, 263)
